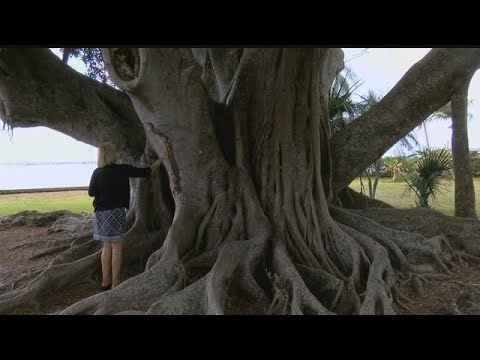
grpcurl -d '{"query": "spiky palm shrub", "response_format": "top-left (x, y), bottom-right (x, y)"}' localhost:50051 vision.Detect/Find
top-left (328, 71), bottom-right (362, 135)
top-left (404, 148), bottom-right (453, 208)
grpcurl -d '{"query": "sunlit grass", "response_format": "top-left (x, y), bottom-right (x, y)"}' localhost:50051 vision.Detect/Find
top-left (1, 178), bottom-right (480, 217)
top-left (0, 191), bottom-right (93, 216)
top-left (349, 177), bottom-right (480, 216)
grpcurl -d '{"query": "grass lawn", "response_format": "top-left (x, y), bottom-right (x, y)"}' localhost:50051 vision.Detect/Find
top-left (1, 178), bottom-right (480, 217)
top-left (349, 177), bottom-right (480, 216)
top-left (0, 190), bottom-right (93, 216)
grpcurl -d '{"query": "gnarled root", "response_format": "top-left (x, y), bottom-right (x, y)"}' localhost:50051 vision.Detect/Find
top-left (331, 206), bottom-right (457, 275)
top-left (349, 207), bottom-right (480, 257)
top-left (0, 251), bottom-right (100, 314)
top-left (147, 237), bottom-right (269, 315)
top-left (270, 241), bottom-right (333, 315)
top-left (145, 170), bottom-right (271, 315)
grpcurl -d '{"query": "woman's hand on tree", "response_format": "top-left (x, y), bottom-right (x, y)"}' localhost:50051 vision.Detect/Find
top-left (151, 159), bottom-right (162, 173)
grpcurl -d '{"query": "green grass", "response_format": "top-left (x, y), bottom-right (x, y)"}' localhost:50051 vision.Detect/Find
top-left (1, 178), bottom-right (480, 217)
top-left (0, 190), bottom-right (93, 216)
top-left (349, 177), bottom-right (480, 216)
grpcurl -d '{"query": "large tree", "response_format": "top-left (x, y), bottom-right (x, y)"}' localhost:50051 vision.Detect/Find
top-left (0, 47), bottom-right (480, 315)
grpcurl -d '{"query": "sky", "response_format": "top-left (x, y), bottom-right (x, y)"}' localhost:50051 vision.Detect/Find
top-left (0, 49), bottom-right (97, 163)
top-left (343, 48), bottom-right (480, 155)
top-left (0, 48), bottom-right (479, 163)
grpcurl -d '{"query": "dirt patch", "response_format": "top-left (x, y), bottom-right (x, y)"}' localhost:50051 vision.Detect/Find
top-left (395, 262), bottom-right (480, 315)
top-left (225, 294), bottom-right (269, 315)
top-left (0, 223), bottom-right (103, 314)
top-left (0, 221), bottom-right (150, 314)
top-left (7, 281), bottom-right (101, 315)
top-left (4, 268), bottom-right (146, 315)
top-left (0, 226), bottom-right (68, 286)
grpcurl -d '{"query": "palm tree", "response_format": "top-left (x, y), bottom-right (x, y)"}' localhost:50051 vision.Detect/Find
top-left (419, 101), bottom-right (472, 149)
top-left (419, 102), bottom-right (451, 148)
top-left (328, 68), bottom-right (363, 136)
top-left (404, 148), bottom-right (453, 208)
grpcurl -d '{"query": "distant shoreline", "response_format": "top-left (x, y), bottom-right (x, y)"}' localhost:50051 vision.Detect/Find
top-left (0, 186), bottom-right (89, 195)
top-left (0, 161), bottom-right (96, 166)
top-left (0, 162), bottom-right (96, 191)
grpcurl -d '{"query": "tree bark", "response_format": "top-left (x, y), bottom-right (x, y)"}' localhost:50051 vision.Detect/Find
top-left (451, 74), bottom-right (477, 219)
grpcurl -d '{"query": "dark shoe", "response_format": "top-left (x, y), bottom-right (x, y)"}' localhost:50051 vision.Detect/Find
top-left (100, 284), bottom-right (112, 291)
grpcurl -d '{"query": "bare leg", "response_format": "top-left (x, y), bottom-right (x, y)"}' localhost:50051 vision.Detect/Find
top-left (101, 242), bottom-right (112, 287)
top-left (111, 242), bottom-right (123, 288)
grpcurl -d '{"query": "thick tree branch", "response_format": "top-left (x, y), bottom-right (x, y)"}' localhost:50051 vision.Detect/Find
top-left (0, 48), bottom-right (145, 160)
top-left (331, 48), bottom-right (480, 193)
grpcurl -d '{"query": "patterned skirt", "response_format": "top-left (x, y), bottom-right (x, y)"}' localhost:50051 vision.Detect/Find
top-left (93, 208), bottom-right (127, 242)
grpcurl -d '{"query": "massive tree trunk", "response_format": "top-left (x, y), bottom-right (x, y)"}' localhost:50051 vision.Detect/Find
top-left (451, 74), bottom-right (477, 219)
top-left (0, 47), bottom-right (479, 315)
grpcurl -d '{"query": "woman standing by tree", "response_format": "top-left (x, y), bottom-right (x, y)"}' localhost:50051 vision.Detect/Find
top-left (89, 143), bottom-right (162, 290)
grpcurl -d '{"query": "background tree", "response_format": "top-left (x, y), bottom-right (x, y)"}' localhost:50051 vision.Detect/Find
top-left (0, 48), bottom-right (479, 315)
top-left (417, 97), bottom-right (476, 218)
top-left (451, 80), bottom-right (477, 218)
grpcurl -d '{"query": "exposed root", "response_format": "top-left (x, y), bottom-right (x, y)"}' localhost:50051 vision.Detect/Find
top-left (0, 252), bottom-right (100, 314)
top-left (268, 273), bottom-right (293, 315)
top-left (9, 232), bottom-right (95, 252)
top-left (49, 240), bottom-right (100, 265)
top-left (451, 280), bottom-right (480, 287)
top-left (337, 223), bottom-right (395, 314)
top-left (60, 246), bottom-right (185, 315)
top-left (145, 170), bottom-right (270, 315)
top-left (295, 264), bottom-right (344, 312)
top-left (270, 241), bottom-right (333, 315)
top-left (28, 244), bottom-right (71, 260)
top-left (148, 239), bottom-right (268, 315)
top-left (0, 223), bottom-right (161, 314)
top-left (458, 251), bottom-right (480, 264)
top-left (330, 206), bottom-right (466, 313)
top-left (0, 210), bottom-right (90, 229)
top-left (47, 214), bottom-right (93, 235)
top-left (331, 206), bottom-right (456, 275)
top-left (350, 207), bottom-right (480, 257)
top-left (0, 269), bottom-right (42, 294)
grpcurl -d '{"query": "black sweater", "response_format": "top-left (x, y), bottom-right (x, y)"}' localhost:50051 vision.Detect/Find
top-left (88, 164), bottom-right (151, 211)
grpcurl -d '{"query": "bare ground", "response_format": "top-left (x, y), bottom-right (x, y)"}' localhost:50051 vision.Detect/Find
top-left (0, 225), bottom-right (137, 315)
top-left (394, 263), bottom-right (480, 315)
top-left (1, 223), bottom-right (480, 315)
